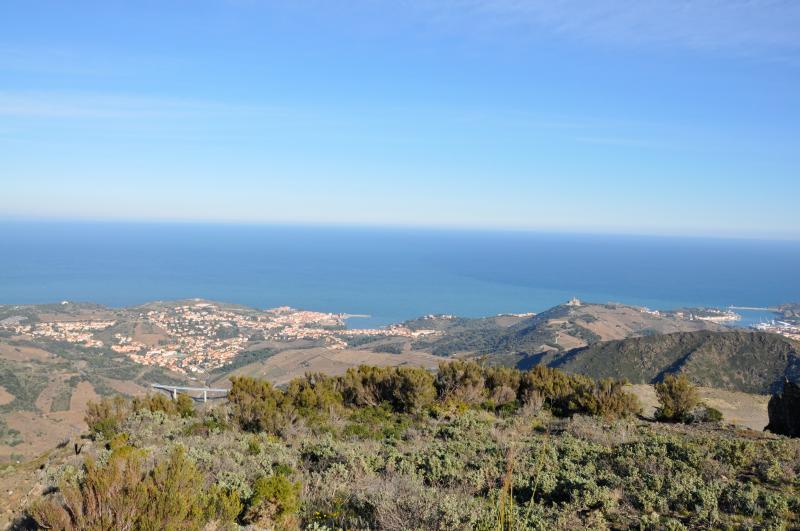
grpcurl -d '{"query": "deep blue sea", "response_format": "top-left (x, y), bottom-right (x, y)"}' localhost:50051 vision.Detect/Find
top-left (0, 221), bottom-right (798, 328)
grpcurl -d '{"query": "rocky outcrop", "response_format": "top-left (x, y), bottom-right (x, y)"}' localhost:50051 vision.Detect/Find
top-left (766, 380), bottom-right (800, 437)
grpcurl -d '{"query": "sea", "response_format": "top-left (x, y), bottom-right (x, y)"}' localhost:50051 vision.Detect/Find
top-left (0, 221), bottom-right (798, 328)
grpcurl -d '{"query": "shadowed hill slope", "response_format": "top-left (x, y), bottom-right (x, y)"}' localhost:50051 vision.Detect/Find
top-left (550, 330), bottom-right (800, 394)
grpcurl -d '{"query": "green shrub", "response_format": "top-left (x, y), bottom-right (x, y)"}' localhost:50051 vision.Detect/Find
top-left (29, 445), bottom-right (215, 531)
top-left (138, 447), bottom-right (208, 530)
top-left (228, 376), bottom-right (288, 433)
top-left (133, 392), bottom-right (176, 415)
top-left (565, 378), bottom-right (641, 419)
top-left (342, 365), bottom-right (392, 407)
top-left (518, 365), bottom-right (585, 407)
top-left (175, 393), bottom-right (196, 418)
top-left (344, 405), bottom-right (410, 440)
top-left (285, 373), bottom-right (344, 414)
top-left (484, 366), bottom-right (521, 405)
top-left (387, 366), bottom-right (436, 413)
top-left (203, 484), bottom-right (243, 525)
top-left (84, 395), bottom-right (129, 440)
top-left (341, 365), bottom-right (435, 413)
top-left (243, 474), bottom-right (301, 528)
top-left (435, 360), bottom-right (485, 403)
top-left (655, 374), bottom-right (700, 422)
top-left (705, 406), bottom-right (723, 422)
top-left (694, 405), bottom-right (723, 423)
top-left (28, 364), bottom-right (800, 530)
top-left (247, 436), bottom-right (262, 455)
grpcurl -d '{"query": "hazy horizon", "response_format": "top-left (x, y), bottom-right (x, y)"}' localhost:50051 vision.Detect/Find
top-left (2, 217), bottom-right (800, 242)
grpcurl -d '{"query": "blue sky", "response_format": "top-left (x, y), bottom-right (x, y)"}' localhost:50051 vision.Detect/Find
top-left (1, 1), bottom-right (799, 238)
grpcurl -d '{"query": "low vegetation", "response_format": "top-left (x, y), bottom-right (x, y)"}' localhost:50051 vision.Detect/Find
top-left (22, 362), bottom-right (800, 530)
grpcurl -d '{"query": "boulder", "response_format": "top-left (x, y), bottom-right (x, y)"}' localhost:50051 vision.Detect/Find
top-left (766, 380), bottom-right (800, 437)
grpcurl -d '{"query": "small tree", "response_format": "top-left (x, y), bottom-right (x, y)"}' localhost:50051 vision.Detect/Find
top-left (655, 374), bottom-right (700, 422)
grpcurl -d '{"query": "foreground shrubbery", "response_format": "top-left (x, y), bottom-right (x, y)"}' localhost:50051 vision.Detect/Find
top-left (225, 361), bottom-right (641, 437)
top-left (27, 363), bottom-right (800, 530)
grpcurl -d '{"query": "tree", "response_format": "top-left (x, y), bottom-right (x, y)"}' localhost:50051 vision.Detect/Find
top-left (655, 374), bottom-right (700, 422)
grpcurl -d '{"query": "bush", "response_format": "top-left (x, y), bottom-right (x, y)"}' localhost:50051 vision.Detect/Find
top-left (175, 393), bottom-right (196, 418)
top-left (133, 392), bottom-right (176, 415)
top-left (131, 392), bottom-right (195, 418)
top-left (435, 360), bottom-right (485, 403)
top-left (655, 374), bottom-right (700, 422)
top-left (84, 396), bottom-right (129, 440)
top-left (27, 360), bottom-right (800, 530)
top-left (342, 365), bottom-right (436, 413)
top-left (566, 378), bottom-right (642, 419)
top-left (243, 474), bottom-right (301, 528)
top-left (204, 484), bottom-right (243, 525)
top-left (342, 366), bottom-right (392, 407)
top-left (387, 366), bottom-right (436, 413)
top-left (518, 365), bottom-right (583, 407)
top-left (285, 373), bottom-right (344, 415)
top-left (690, 405), bottom-right (723, 424)
top-left (228, 376), bottom-right (288, 433)
top-left (29, 445), bottom-right (220, 530)
top-left (138, 447), bottom-right (208, 529)
top-left (484, 366), bottom-right (520, 405)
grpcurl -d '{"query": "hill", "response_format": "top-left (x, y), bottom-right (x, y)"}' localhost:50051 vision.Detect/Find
top-left (414, 301), bottom-right (724, 361)
top-left (550, 330), bottom-right (800, 394)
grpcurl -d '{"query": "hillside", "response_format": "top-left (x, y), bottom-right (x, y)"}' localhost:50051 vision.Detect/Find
top-left (551, 330), bottom-right (800, 394)
top-left (4, 363), bottom-right (798, 530)
top-left (0, 334), bottom-right (189, 463)
top-left (412, 302), bottom-right (724, 360)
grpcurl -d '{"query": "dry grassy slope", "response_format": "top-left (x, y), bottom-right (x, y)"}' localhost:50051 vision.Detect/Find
top-left (629, 384), bottom-right (770, 431)
top-left (212, 346), bottom-right (443, 387)
top-left (0, 335), bottom-right (188, 463)
top-left (501, 303), bottom-right (724, 352)
top-left (417, 303), bottom-right (725, 360)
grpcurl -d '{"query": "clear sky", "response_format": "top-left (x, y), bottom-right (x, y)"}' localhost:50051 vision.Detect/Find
top-left (1, 1), bottom-right (799, 238)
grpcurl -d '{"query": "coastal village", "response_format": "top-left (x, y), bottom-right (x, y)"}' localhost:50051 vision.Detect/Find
top-left (0, 302), bottom-right (439, 375)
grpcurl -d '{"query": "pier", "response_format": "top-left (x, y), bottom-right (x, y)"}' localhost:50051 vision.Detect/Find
top-left (151, 384), bottom-right (229, 403)
top-left (728, 306), bottom-right (779, 312)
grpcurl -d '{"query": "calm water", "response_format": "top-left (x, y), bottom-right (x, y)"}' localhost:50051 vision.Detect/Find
top-left (0, 221), bottom-right (798, 328)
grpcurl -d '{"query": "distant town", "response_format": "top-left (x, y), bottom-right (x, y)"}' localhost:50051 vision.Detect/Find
top-left (0, 301), bottom-right (440, 374)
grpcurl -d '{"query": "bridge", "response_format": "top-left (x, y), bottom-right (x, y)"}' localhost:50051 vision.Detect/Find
top-left (151, 384), bottom-right (229, 403)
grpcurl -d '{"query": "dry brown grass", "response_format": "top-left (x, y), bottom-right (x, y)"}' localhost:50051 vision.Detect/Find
top-left (628, 383), bottom-right (769, 431)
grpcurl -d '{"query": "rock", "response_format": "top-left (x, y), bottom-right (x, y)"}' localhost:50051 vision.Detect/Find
top-left (766, 380), bottom-right (800, 437)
